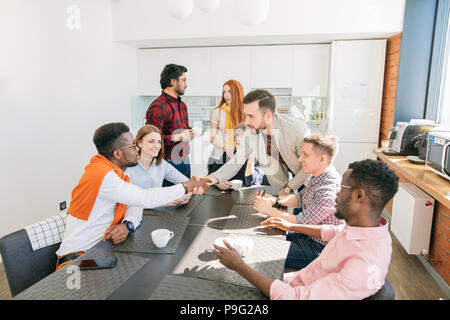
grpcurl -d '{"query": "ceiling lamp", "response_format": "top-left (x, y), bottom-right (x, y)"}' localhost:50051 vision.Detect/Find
top-left (232, 0), bottom-right (270, 26)
top-left (167, 0), bottom-right (194, 19)
top-left (195, 0), bottom-right (221, 13)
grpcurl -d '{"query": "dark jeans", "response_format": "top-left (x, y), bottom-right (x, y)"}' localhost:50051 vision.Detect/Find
top-left (285, 232), bottom-right (325, 270)
top-left (163, 158), bottom-right (191, 187)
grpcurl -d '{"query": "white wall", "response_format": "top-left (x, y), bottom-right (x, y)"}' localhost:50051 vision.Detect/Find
top-left (112, 0), bottom-right (405, 47)
top-left (0, 0), bottom-right (138, 243)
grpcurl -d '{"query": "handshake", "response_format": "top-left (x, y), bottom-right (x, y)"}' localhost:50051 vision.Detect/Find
top-left (182, 176), bottom-right (217, 195)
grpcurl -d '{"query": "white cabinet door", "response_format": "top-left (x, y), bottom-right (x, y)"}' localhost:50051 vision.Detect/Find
top-left (251, 46), bottom-right (293, 89)
top-left (333, 142), bottom-right (377, 175)
top-left (292, 45), bottom-right (330, 97)
top-left (328, 40), bottom-right (386, 143)
top-left (137, 47), bottom-right (212, 96)
top-left (210, 46), bottom-right (252, 96)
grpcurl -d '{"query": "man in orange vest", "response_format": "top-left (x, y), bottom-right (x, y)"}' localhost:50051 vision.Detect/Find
top-left (56, 122), bottom-right (209, 270)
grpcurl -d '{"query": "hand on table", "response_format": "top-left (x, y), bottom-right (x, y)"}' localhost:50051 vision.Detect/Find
top-left (163, 192), bottom-right (191, 206)
top-left (253, 194), bottom-right (275, 216)
top-left (217, 181), bottom-right (232, 190)
top-left (104, 224), bottom-right (129, 244)
top-left (260, 217), bottom-right (294, 233)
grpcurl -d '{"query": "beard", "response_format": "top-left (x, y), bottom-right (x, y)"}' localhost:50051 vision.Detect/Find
top-left (176, 87), bottom-right (185, 96)
top-left (334, 209), bottom-right (345, 220)
top-left (334, 195), bottom-right (349, 220)
top-left (125, 156), bottom-right (139, 168)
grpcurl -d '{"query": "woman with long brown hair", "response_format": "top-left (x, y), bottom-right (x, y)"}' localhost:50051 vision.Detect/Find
top-left (208, 79), bottom-right (246, 174)
top-left (125, 124), bottom-right (191, 206)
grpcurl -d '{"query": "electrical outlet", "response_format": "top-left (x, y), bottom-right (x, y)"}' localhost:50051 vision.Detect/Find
top-left (60, 201), bottom-right (67, 211)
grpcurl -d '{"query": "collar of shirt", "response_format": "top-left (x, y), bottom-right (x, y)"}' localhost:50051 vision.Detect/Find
top-left (162, 90), bottom-right (182, 103)
top-left (136, 159), bottom-right (156, 173)
top-left (309, 165), bottom-right (337, 184)
top-left (344, 216), bottom-right (389, 241)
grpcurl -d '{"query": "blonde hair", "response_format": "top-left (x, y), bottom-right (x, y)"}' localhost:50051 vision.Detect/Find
top-left (303, 134), bottom-right (338, 161)
top-left (134, 125), bottom-right (164, 166)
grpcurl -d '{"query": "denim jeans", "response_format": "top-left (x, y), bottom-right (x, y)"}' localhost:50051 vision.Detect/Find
top-left (285, 232), bottom-right (325, 270)
top-left (163, 158), bottom-right (191, 187)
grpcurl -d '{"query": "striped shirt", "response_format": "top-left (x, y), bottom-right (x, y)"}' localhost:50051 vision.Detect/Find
top-left (296, 166), bottom-right (344, 245)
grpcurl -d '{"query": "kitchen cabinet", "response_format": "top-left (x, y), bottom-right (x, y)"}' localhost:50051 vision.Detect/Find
top-left (328, 39), bottom-right (386, 174)
top-left (292, 44), bottom-right (330, 97)
top-left (250, 45), bottom-right (293, 89)
top-left (137, 47), bottom-right (212, 96)
top-left (210, 46), bottom-right (252, 95)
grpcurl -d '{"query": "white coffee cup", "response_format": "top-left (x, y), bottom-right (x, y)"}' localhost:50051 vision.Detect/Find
top-left (151, 229), bottom-right (174, 248)
top-left (214, 236), bottom-right (253, 257)
top-left (193, 127), bottom-right (202, 137)
top-left (230, 179), bottom-right (243, 191)
top-left (233, 237), bottom-right (254, 257)
top-left (214, 237), bottom-right (234, 248)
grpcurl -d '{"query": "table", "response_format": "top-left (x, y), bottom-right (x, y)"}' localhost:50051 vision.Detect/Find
top-left (373, 148), bottom-right (450, 208)
top-left (109, 189), bottom-right (286, 300)
top-left (16, 187), bottom-right (287, 300)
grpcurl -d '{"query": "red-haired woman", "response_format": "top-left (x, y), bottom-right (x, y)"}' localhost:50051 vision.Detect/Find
top-left (208, 79), bottom-right (246, 174)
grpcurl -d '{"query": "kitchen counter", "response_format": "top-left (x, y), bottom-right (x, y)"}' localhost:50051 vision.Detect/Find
top-left (373, 148), bottom-right (450, 208)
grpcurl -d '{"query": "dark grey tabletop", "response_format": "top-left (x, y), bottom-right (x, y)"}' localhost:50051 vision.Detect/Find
top-left (109, 188), bottom-right (287, 300)
top-left (16, 187), bottom-right (288, 300)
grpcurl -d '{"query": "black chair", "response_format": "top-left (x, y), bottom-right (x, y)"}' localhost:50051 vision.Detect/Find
top-left (364, 279), bottom-right (395, 300)
top-left (0, 229), bottom-right (60, 297)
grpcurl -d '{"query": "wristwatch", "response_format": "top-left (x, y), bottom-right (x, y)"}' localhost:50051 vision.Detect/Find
top-left (122, 220), bottom-right (135, 232)
top-left (284, 184), bottom-right (293, 194)
top-left (182, 182), bottom-right (189, 194)
top-left (272, 195), bottom-right (282, 209)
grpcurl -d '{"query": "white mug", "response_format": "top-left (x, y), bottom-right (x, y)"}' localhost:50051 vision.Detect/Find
top-left (214, 237), bottom-right (234, 248)
top-left (233, 237), bottom-right (254, 257)
top-left (151, 229), bottom-right (174, 248)
top-left (214, 237), bottom-right (253, 257)
top-left (230, 179), bottom-right (243, 191)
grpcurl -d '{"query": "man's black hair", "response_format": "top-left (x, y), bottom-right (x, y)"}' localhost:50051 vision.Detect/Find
top-left (348, 159), bottom-right (399, 210)
top-left (160, 64), bottom-right (187, 90)
top-left (93, 122), bottom-right (130, 158)
top-left (242, 89), bottom-right (276, 113)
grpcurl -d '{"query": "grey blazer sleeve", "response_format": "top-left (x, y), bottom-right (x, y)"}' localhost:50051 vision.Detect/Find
top-left (211, 131), bottom-right (251, 183)
top-left (287, 125), bottom-right (310, 190)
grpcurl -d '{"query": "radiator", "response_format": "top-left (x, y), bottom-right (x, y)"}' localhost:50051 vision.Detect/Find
top-left (391, 183), bottom-right (435, 255)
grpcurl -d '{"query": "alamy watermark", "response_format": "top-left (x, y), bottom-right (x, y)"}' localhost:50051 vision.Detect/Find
top-left (66, 265), bottom-right (81, 290)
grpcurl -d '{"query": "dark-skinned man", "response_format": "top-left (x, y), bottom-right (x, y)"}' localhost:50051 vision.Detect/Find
top-left (214, 159), bottom-right (399, 300)
top-left (56, 122), bottom-right (209, 270)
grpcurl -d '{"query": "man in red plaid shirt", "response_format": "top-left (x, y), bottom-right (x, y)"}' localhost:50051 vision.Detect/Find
top-left (145, 64), bottom-right (194, 186)
top-left (253, 134), bottom-right (343, 269)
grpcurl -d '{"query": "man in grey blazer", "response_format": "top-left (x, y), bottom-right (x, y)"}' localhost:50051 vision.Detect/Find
top-left (204, 89), bottom-right (310, 195)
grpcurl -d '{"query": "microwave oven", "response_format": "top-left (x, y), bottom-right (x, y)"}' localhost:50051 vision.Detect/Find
top-left (425, 131), bottom-right (450, 181)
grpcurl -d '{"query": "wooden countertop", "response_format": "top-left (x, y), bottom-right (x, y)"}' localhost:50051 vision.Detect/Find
top-left (373, 148), bottom-right (450, 208)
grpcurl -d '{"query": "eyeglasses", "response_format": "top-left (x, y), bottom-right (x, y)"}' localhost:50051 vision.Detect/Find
top-left (339, 183), bottom-right (373, 200)
top-left (117, 143), bottom-right (137, 151)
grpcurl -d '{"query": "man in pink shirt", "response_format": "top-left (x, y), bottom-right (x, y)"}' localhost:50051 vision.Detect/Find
top-left (214, 159), bottom-right (399, 299)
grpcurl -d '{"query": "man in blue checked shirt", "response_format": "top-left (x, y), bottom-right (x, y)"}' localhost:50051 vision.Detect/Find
top-left (253, 134), bottom-right (343, 269)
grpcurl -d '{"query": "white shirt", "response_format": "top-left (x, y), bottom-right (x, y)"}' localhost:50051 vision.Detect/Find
top-left (56, 170), bottom-right (185, 256)
top-left (125, 159), bottom-right (188, 191)
top-left (209, 107), bottom-right (228, 160)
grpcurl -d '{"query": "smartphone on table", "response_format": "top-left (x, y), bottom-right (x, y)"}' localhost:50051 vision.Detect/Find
top-left (79, 257), bottom-right (117, 270)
